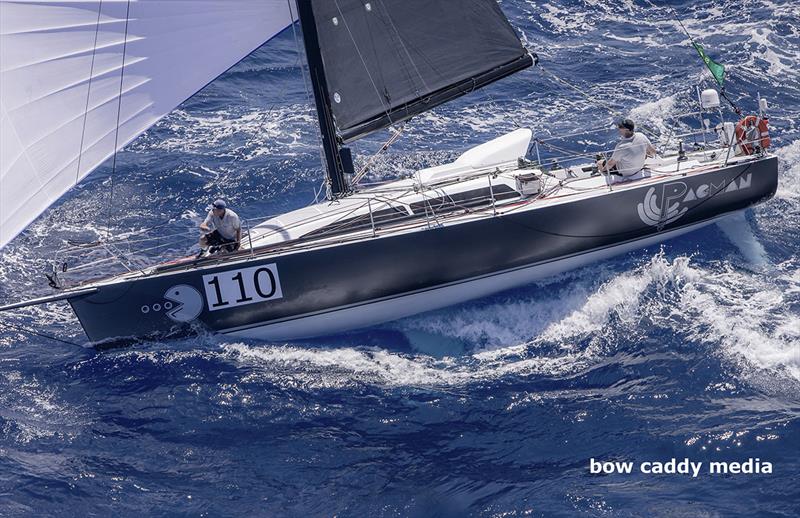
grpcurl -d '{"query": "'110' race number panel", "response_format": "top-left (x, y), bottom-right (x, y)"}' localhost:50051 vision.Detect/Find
top-left (202, 264), bottom-right (283, 311)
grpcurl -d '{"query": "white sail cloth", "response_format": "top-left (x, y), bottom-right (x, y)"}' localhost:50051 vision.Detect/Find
top-left (0, 0), bottom-right (294, 248)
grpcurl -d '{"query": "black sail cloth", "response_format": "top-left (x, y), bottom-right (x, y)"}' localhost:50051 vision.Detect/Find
top-left (308, 0), bottom-right (533, 142)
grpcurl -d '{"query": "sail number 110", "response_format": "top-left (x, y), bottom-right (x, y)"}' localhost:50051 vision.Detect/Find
top-left (202, 263), bottom-right (283, 311)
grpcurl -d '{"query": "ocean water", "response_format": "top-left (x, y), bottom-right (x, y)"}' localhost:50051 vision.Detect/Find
top-left (1, 0), bottom-right (799, 516)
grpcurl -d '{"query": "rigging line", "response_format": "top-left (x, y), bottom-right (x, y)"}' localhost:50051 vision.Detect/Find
top-left (643, 0), bottom-right (696, 46)
top-left (535, 139), bottom-right (622, 163)
top-left (289, 1), bottom-right (313, 109)
top-left (373, 0), bottom-right (430, 95)
top-left (536, 135), bottom-right (617, 157)
top-left (106, 0), bottom-right (132, 230)
top-left (288, 0), bottom-right (327, 187)
top-left (76, 0), bottom-right (104, 184)
top-left (361, 3), bottom-right (413, 105)
top-left (537, 64), bottom-right (660, 141)
top-left (642, 0), bottom-right (742, 115)
top-left (333, 0), bottom-right (393, 118)
top-left (535, 125), bottom-right (619, 142)
top-left (351, 124), bottom-right (406, 186)
top-left (487, 93), bottom-right (522, 129)
top-left (0, 320), bottom-right (84, 347)
top-left (202, 167), bottom-right (228, 202)
top-left (244, 104), bottom-right (276, 151)
top-left (311, 179), bottom-right (327, 205)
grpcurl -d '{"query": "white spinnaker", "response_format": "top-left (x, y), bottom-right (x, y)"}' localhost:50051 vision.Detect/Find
top-left (0, 0), bottom-right (295, 248)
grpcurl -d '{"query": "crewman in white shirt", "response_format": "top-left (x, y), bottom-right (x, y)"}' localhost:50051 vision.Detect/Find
top-left (199, 199), bottom-right (241, 256)
top-left (598, 118), bottom-right (657, 184)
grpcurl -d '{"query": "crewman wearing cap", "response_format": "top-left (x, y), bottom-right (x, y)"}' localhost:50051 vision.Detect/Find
top-left (597, 118), bottom-right (657, 184)
top-left (198, 199), bottom-right (241, 256)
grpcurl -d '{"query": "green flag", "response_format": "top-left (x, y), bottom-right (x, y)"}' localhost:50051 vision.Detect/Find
top-left (692, 42), bottom-right (725, 86)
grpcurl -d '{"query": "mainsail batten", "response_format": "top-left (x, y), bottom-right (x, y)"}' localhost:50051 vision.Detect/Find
top-left (305, 0), bottom-right (533, 142)
top-left (0, 0), bottom-right (295, 249)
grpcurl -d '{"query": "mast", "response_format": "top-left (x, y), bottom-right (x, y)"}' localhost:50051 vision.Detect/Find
top-left (293, 0), bottom-right (531, 195)
top-left (295, 0), bottom-right (351, 197)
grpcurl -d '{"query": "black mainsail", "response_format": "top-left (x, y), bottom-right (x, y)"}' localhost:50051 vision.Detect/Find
top-left (296, 0), bottom-right (533, 194)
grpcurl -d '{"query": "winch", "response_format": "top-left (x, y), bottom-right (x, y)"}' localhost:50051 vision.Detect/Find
top-left (515, 172), bottom-right (542, 197)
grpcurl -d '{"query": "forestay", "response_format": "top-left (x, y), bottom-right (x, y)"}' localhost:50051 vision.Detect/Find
top-left (0, 0), bottom-right (294, 249)
top-left (307, 0), bottom-right (533, 142)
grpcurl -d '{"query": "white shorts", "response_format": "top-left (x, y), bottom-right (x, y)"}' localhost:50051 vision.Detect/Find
top-left (606, 169), bottom-right (650, 185)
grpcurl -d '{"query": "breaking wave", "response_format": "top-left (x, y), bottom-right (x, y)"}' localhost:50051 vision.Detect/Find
top-left (212, 250), bottom-right (799, 391)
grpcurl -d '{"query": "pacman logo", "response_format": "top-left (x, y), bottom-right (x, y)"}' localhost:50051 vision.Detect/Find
top-left (163, 284), bottom-right (204, 323)
top-left (636, 174), bottom-right (753, 228)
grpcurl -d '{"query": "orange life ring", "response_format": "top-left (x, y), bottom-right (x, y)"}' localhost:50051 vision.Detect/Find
top-left (735, 115), bottom-right (770, 155)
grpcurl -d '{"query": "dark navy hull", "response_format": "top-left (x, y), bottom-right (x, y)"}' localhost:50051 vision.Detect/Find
top-left (69, 157), bottom-right (778, 343)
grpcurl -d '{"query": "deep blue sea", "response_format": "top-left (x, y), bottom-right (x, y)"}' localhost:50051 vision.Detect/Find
top-left (1, 1), bottom-right (799, 516)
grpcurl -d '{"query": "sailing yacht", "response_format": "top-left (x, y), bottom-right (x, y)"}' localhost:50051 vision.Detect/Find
top-left (0, 1), bottom-right (778, 344)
